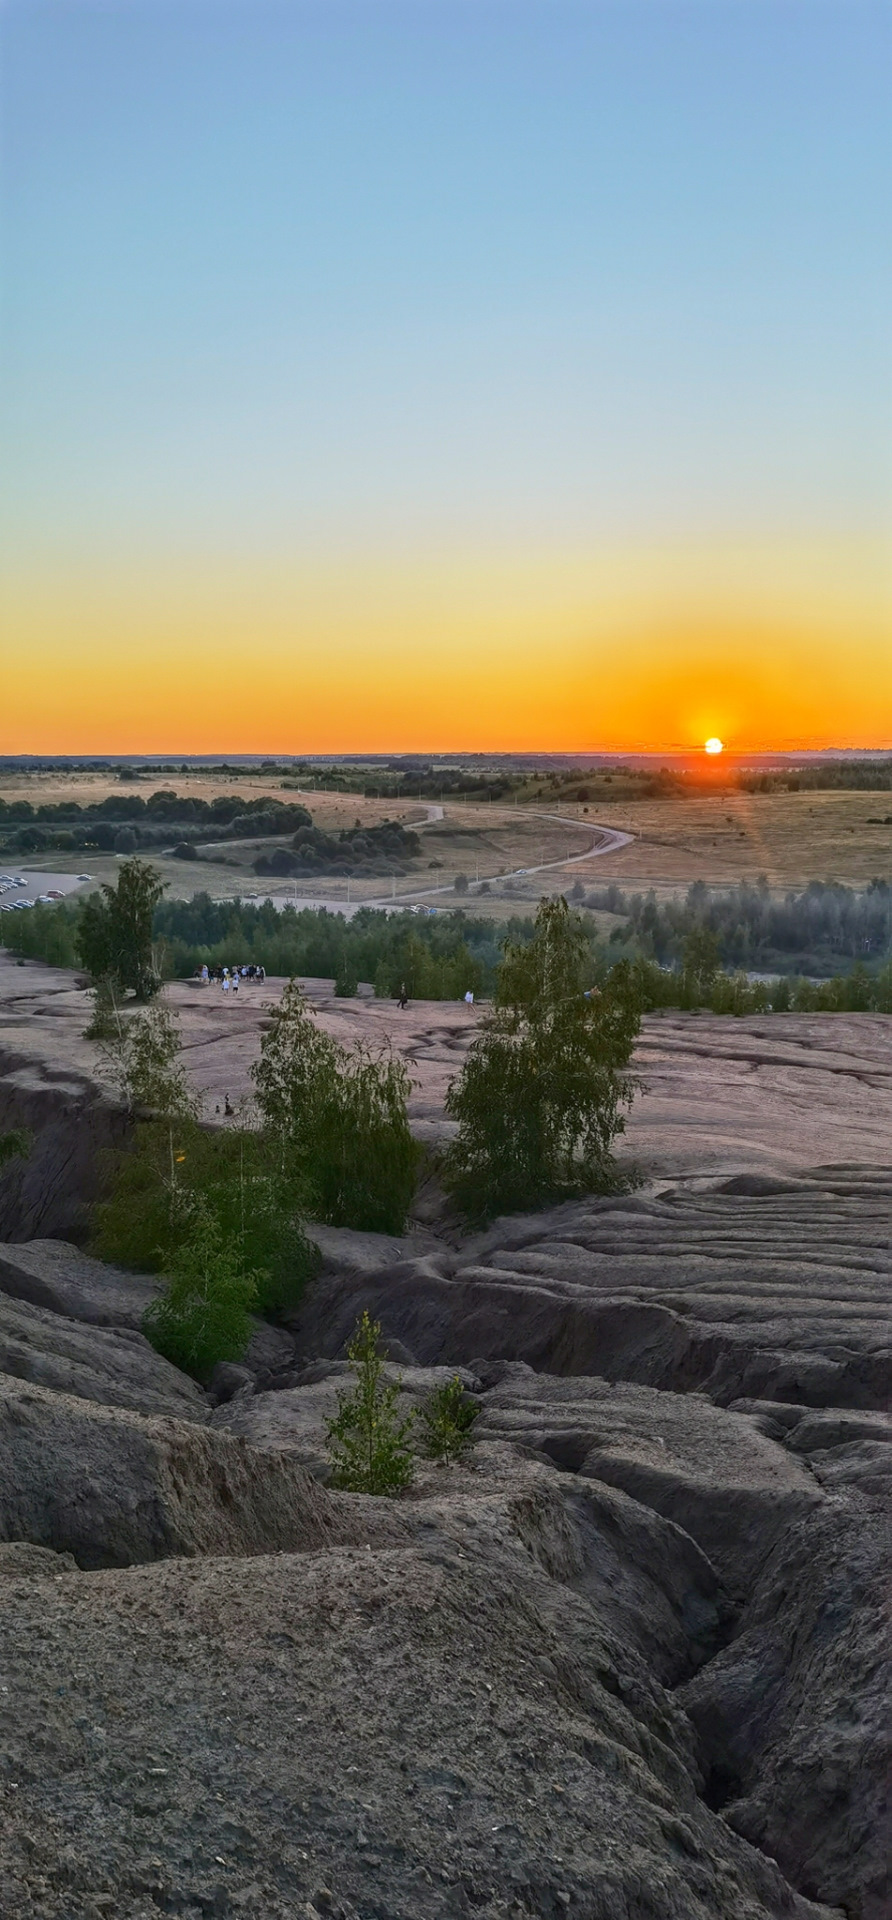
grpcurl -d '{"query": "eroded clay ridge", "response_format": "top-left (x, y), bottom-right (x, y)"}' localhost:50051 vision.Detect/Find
top-left (300, 1168), bottom-right (892, 1413)
top-left (0, 959), bottom-right (890, 1916)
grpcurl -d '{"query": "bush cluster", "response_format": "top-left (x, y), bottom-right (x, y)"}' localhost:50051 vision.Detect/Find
top-left (93, 1115), bottom-right (319, 1323)
top-left (325, 1313), bottom-right (480, 1493)
top-left (252, 980), bottom-right (418, 1234)
top-left (254, 818), bottom-right (420, 879)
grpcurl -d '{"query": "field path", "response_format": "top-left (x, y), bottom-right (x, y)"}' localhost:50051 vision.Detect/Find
top-left (269, 808), bottom-right (634, 916)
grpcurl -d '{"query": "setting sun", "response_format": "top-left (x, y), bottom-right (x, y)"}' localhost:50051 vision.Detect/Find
top-left (704, 737), bottom-right (724, 755)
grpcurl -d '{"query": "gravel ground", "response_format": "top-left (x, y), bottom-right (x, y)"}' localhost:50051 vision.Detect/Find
top-left (0, 1502), bottom-right (838, 1920)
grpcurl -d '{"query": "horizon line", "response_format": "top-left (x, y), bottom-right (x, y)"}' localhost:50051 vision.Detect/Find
top-left (3, 745), bottom-right (892, 762)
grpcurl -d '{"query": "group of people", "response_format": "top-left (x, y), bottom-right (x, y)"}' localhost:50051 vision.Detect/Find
top-left (197, 963), bottom-right (266, 993)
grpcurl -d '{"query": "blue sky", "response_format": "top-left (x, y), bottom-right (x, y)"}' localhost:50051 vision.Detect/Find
top-left (3, 0), bottom-right (889, 554)
top-left (1, 1), bottom-right (890, 752)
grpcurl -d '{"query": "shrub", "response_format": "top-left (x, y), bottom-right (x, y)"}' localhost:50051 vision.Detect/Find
top-left (418, 1375), bottom-right (479, 1465)
top-left (92, 1119), bottom-right (192, 1273)
top-left (310, 1042), bottom-right (418, 1231)
top-left (92, 1118), bottom-right (317, 1318)
top-left (252, 980), bottom-right (418, 1232)
top-left (454, 872), bottom-right (469, 894)
top-left (173, 1126), bottom-right (318, 1319)
top-left (444, 897), bottom-right (640, 1221)
top-left (143, 1205), bottom-right (258, 1379)
top-left (0, 1128), bottom-right (32, 1168)
top-left (325, 1311), bottom-right (416, 1494)
top-left (92, 994), bottom-right (197, 1118)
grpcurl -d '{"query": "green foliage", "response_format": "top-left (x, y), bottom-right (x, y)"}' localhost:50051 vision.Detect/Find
top-left (92, 1119), bottom-right (191, 1273)
top-left (143, 1204), bottom-right (258, 1380)
top-left (92, 1119), bottom-right (317, 1319)
top-left (176, 1126), bottom-right (318, 1319)
top-left (325, 1312), bottom-right (416, 1494)
top-left (418, 1375), bottom-right (479, 1466)
top-left (152, 895), bottom-right (491, 1001)
top-left (683, 925), bottom-right (721, 992)
top-left (90, 989), bottom-right (316, 1317)
top-left (255, 817), bottom-right (421, 878)
top-left (622, 953), bottom-right (892, 1018)
top-left (252, 979), bottom-right (418, 1232)
top-left (445, 897), bottom-right (641, 1221)
top-left (598, 875), bottom-right (892, 980)
top-left (93, 993), bottom-right (197, 1118)
top-left (0, 786), bottom-right (314, 859)
top-left (77, 857), bottom-right (164, 999)
top-left (0, 898), bottom-right (82, 968)
top-left (0, 1128), bottom-right (32, 1168)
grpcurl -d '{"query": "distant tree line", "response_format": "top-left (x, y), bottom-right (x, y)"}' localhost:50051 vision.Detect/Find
top-left (3, 889), bottom-right (503, 999)
top-left (737, 761), bottom-right (892, 793)
top-left (581, 876), bottom-right (892, 978)
top-left (0, 789), bottom-right (314, 856)
top-left (7, 868), bottom-right (892, 1008)
top-left (149, 895), bottom-right (498, 998)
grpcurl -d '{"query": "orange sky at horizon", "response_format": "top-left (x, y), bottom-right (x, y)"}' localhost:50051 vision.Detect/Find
top-left (4, 536), bottom-right (890, 757)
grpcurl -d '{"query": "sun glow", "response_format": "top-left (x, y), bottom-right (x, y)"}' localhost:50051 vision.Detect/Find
top-left (704, 737), bottom-right (724, 755)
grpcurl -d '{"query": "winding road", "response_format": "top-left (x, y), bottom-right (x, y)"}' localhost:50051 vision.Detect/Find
top-left (265, 805), bottom-right (634, 917)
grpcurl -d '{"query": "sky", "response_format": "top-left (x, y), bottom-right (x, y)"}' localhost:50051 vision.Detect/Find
top-left (1, 0), bottom-right (890, 754)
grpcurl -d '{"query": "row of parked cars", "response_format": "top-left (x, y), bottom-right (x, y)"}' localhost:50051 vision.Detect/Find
top-left (0, 876), bottom-right (30, 911)
top-left (0, 874), bottom-right (91, 913)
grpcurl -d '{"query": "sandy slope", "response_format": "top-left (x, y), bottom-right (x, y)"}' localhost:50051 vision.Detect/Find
top-left (3, 956), bottom-right (892, 1183)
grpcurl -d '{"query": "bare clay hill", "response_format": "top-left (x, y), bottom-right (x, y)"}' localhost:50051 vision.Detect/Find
top-left (0, 954), bottom-right (890, 1918)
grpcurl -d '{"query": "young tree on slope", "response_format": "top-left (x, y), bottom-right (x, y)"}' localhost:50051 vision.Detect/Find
top-left (77, 856), bottom-right (165, 1000)
top-left (251, 979), bottom-right (417, 1232)
top-left (444, 895), bottom-right (640, 1221)
top-left (325, 1311), bottom-right (416, 1494)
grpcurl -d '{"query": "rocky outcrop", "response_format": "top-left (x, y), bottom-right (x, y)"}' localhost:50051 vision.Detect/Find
top-left (0, 1540), bottom-right (77, 1577)
top-left (0, 1375), bottom-right (339, 1568)
top-left (0, 1288), bottom-right (206, 1421)
top-left (0, 1237), bottom-right (156, 1329)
